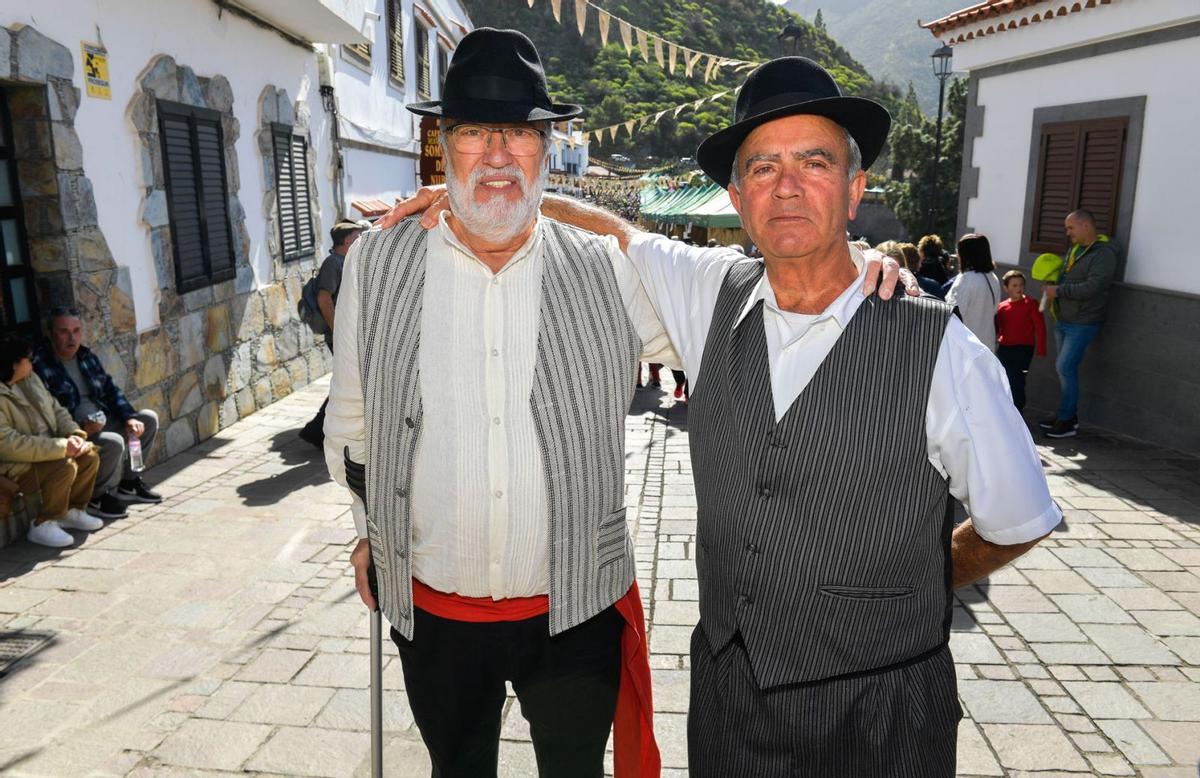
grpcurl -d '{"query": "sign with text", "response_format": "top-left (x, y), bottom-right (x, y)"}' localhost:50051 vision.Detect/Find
top-left (81, 42), bottom-right (111, 100)
top-left (419, 116), bottom-right (444, 186)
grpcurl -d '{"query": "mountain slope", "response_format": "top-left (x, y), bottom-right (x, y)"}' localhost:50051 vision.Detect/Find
top-left (784, 0), bottom-right (965, 113)
top-left (461, 0), bottom-right (898, 165)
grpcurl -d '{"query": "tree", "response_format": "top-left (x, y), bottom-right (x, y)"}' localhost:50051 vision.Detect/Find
top-left (882, 76), bottom-right (967, 244)
top-left (814, 9), bottom-right (826, 32)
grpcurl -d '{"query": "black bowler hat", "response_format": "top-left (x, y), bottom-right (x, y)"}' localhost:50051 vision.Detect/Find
top-left (407, 28), bottom-right (582, 122)
top-left (696, 57), bottom-right (890, 188)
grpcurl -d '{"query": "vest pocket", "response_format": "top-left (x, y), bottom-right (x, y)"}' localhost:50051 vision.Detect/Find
top-left (819, 584), bottom-right (913, 601)
top-left (596, 507), bottom-right (628, 568)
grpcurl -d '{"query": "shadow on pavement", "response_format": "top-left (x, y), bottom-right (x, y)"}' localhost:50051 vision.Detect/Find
top-left (235, 429), bottom-right (331, 507)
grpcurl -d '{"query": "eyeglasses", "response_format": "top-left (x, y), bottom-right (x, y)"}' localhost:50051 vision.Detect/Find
top-left (445, 124), bottom-right (546, 157)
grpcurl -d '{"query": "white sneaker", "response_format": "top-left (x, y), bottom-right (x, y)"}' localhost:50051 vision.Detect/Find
top-left (61, 508), bottom-right (104, 531)
top-left (28, 520), bottom-right (74, 548)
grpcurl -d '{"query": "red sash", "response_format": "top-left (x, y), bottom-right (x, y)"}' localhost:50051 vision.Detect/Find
top-left (411, 579), bottom-right (661, 778)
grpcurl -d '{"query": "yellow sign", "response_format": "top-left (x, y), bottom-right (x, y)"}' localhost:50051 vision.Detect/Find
top-left (81, 42), bottom-right (111, 100)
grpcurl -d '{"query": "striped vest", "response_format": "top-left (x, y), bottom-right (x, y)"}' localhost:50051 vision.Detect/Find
top-left (354, 218), bottom-right (641, 639)
top-left (689, 262), bottom-right (955, 689)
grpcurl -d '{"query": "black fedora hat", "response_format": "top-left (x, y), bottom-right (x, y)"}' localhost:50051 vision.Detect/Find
top-left (407, 28), bottom-right (582, 123)
top-left (696, 57), bottom-right (890, 188)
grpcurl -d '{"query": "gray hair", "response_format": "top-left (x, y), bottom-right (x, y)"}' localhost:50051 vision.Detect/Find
top-left (729, 125), bottom-right (862, 189)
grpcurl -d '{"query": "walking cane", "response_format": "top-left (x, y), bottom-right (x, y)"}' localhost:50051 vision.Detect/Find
top-left (368, 564), bottom-right (383, 777)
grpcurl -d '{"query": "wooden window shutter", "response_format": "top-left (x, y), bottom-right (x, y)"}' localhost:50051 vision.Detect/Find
top-left (416, 26), bottom-right (431, 98)
top-left (347, 41), bottom-right (372, 64)
top-left (388, 0), bottom-right (405, 83)
top-left (158, 101), bottom-right (234, 293)
top-left (1030, 116), bottom-right (1127, 252)
top-left (272, 124), bottom-right (314, 261)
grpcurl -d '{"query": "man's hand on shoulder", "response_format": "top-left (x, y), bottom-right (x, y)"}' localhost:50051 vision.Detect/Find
top-left (375, 185), bottom-right (449, 230)
top-left (861, 249), bottom-right (920, 300)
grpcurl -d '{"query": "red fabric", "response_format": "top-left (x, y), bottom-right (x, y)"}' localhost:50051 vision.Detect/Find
top-left (410, 579), bottom-right (660, 777)
top-left (613, 582), bottom-right (661, 778)
top-left (411, 578), bottom-right (549, 622)
top-left (995, 295), bottom-right (1047, 355)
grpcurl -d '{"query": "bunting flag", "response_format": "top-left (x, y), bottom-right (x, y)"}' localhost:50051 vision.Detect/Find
top-left (575, 0), bottom-right (587, 35)
top-left (609, 125), bottom-right (619, 141)
top-left (654, 110), bottom-right (666, 123)
top-left (523, 0), bottom-right (759, 82)
top-left (674, 104), bottom-right (687, 117)
top-left (635, 27), bottom-right (650, 62)
top-left (624, 119), bottom-right (636, 137)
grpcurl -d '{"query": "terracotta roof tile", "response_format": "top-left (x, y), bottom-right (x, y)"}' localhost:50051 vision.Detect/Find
top-left (921, 0), bottom-right (1114, 43)
top-left (351, 199), bottom-right (394, 217)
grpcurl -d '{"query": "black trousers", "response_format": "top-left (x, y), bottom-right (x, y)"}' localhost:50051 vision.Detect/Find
top-left (996, 344), bottom-right (1034, 410)
top-left (688, 627), bottom-right (960, 777)
top-left (391, 605), bottom-right (623, 778)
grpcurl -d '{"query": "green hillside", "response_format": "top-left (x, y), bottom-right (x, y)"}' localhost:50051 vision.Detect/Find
top-left (784, 0), bottom-right (965, 114)
top-left (461, 0), bottom-right (900, 167)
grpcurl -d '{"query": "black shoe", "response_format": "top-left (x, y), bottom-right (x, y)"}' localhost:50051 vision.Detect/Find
top-left (87, 493), bottom-right (129, 519)
top-left (1038, 415), bottom-right (1076, 431)
top-left (1044, 420), bottom-right (1078, 439)
top-left (117, 477), bottom-right (162, 504)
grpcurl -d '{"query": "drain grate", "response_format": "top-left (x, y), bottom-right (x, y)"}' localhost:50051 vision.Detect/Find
top-left (0, 630), bottom-right (54, 676)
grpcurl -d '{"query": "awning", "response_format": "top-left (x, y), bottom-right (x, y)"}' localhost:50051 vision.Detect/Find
top-left (640, 184), bottom-right (742, 229)
top-left (226, 0), bottom-right (369, 44)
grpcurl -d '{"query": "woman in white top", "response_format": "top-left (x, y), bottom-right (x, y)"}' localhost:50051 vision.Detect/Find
top-left (946, 233), bottom-right (1003, 350)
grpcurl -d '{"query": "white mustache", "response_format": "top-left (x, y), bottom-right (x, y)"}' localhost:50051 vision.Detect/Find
top-left (468, 164), bottom-right (527, 192)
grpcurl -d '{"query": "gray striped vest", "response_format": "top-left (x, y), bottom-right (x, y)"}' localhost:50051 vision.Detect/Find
top-left (689, 261), bottom-right (955, 689)
top-left (354, 217), bottom-right (641, 639)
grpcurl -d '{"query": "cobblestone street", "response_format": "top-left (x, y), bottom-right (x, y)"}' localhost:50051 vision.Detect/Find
top-left (1, 376), bottom-right (1198, 777)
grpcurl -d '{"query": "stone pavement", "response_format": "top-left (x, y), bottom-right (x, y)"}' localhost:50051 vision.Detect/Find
top-left (0, 375), bottom-right (1198, 776)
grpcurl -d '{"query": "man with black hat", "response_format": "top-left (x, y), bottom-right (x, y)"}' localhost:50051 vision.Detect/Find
top-left (322, 28), bottom-right (683, 777)
top-left (298, 220), bottom-right (361, 447)
top-left (386, 56), bottom-right (1062, 775)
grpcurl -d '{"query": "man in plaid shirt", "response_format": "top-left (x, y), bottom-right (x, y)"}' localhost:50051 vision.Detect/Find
top-left (33, 308), bottom-right (161, 518)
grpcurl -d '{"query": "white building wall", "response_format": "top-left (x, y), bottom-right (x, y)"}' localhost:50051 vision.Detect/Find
top-left (329, 0), bottom-right (469, 210)
top-left (2, 0), bottom-right (337, 331)
top-left (966, 34), bottom-right (1200, 294)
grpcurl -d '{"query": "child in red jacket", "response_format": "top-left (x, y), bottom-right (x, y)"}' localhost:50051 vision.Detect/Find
top-left (994, 270), bottom-right (1047, 411)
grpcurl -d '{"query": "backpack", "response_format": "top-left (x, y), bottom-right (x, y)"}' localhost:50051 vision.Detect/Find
top-left (298, 274), bottom-right (328, 336)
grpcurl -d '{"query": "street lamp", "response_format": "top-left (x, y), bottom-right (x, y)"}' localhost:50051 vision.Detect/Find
top-left (926, 43), bottom-right (954, 235)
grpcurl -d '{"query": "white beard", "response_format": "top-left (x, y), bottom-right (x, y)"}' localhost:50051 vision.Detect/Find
top-left (444, 156), bottom-right (547, 244)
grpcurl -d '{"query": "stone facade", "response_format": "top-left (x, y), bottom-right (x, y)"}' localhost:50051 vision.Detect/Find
top-left (0, 25), bottom-right (331, 547)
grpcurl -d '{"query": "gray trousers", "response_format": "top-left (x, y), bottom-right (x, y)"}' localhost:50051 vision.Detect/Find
top-left (688, 626), bottom-right (961, 777)
top-left (93, 409), bottom-right (159, 498)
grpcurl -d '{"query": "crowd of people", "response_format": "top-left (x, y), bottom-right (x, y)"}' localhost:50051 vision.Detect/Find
top-left (868, 206), bottom-right (1115, 437)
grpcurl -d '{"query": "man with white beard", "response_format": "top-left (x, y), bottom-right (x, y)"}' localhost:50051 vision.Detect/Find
top-left (322, 28), bottom-right (675, 777)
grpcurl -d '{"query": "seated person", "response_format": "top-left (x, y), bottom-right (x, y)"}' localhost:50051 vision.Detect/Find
top-left (33, 308), bottom-right (161, 517)
top-left (1, 333), bottom-right (104, 548)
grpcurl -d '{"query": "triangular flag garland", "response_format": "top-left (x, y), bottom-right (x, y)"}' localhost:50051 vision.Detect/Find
top-left (585, 89), bottom-right (737, 146)
top-left (521, 0), bottom-right (759, 83)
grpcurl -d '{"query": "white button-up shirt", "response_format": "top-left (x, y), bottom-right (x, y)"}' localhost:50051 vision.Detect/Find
top-left (326, 215), bottom-right (675, 599)
top-left (625, 233), bottom-right (1061, 546)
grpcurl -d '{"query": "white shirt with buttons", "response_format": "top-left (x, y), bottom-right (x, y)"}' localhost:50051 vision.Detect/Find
top-left (325, 214), bottom-right (676, 599)
top-left (625, 233), bottom-right (1062, 546)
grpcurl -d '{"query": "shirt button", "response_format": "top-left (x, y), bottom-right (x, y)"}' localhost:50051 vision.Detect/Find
top-left (758, 486), bottom-right (772, 499)
top-left (494, 490), bottom-right (503, 499)
top-left (405, 417), bottom-right (415, 429)
top-left (491, 348), bottom-right (500, 357)
top-left (395, 487), bottom-right (407, 497)
top-left (492, 278), bottom-right (500, 286)
top-left (493, 417), bottom-right (501, 425)
top-left (746, 543), bottom-right (759, 554)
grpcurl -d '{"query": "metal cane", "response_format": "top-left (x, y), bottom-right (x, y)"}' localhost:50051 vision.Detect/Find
top-left (368, 564), bottom-right (383, 777)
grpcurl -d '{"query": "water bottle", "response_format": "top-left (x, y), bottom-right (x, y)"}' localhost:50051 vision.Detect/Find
top-left (127, 438), bottom-right (145, 472)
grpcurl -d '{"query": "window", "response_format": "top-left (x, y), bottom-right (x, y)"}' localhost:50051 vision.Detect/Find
top-left (272, 124), bottom-right (315, 261)
top-left (387, 0), bottom-right (405, 84)
top-left (0, 89), bottom-right (39, 334)
top-left (416, 25), bottom-right (431, 99)
top-left (1029, 116), bottom-right (1127, 252)
top-left (346, 40), bottom-right (372, 65)
top-left (438, 46), bottom-right (449, 94)
top-left (158, 101), bottom-right (236, 293)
